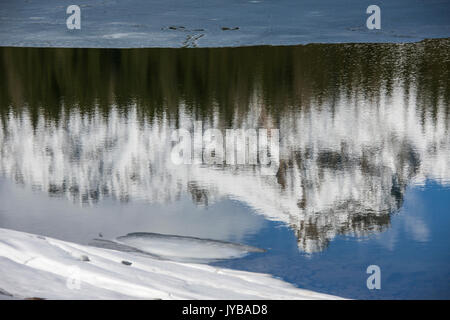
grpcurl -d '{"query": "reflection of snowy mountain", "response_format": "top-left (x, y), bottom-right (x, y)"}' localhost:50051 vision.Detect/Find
top-left (1, 84), bottom-right (448, 253)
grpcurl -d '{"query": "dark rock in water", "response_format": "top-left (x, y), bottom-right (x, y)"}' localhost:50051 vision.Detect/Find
top-left (25, 297), bottom-right (46, 300)
top-left (168, 26), bottom-right (185, 30)
top-left (80, 255), bottom-right (90, 262)
top-left (121, 260), bottom-right (132, 266)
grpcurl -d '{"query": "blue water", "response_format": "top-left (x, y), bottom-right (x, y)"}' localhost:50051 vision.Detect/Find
top-left (2, 176), bottom-right (448, 299)
top-left (214, 182), bottom-right (450, 299)
top-left (0, 44), bottom-right (449, 299)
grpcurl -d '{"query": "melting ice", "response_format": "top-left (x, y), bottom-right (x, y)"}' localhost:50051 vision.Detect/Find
top-left (99, 232), bottom-right (267, 263)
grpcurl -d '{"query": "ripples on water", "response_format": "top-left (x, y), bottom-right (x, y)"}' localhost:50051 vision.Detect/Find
top-left (0, 40), bottom-right (449, 298)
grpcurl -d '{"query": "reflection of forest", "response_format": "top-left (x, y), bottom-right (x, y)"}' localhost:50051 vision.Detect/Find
top-left (1, 39), bottom-right (449, 123)
top-left (0, 40), bottom-right (449, 253)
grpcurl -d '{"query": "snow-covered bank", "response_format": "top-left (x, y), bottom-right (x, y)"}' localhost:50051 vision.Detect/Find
top-left (0, 0), bottom-right (449, 48)
top-left (0, 228), bottom-right (342, 299)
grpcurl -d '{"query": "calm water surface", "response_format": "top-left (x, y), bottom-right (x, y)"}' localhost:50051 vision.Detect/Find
top-left (0, 41), bottom-right (449, 299)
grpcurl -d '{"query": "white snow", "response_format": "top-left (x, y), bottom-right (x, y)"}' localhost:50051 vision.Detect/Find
top-left (0, 228), bottom-right (342, 300)
top-left (0, 0), bottom-right (449, 48)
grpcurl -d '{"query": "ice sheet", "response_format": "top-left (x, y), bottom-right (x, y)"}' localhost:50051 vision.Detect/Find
top-left (114, 232), bottom-right (265, 262)
top-left (0, 0), bottom-right (449, 48)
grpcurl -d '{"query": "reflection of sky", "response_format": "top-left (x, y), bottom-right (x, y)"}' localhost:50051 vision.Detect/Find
top-left (1, 176), bottom-right (448, 298)
top-left (0, 178), bottom-right (265, 244)
top-left (214, 182), bottom-right (450, 299)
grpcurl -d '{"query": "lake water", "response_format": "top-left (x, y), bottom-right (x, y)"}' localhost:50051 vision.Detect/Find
top-left (0, 40), bottom-right (449, 299)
